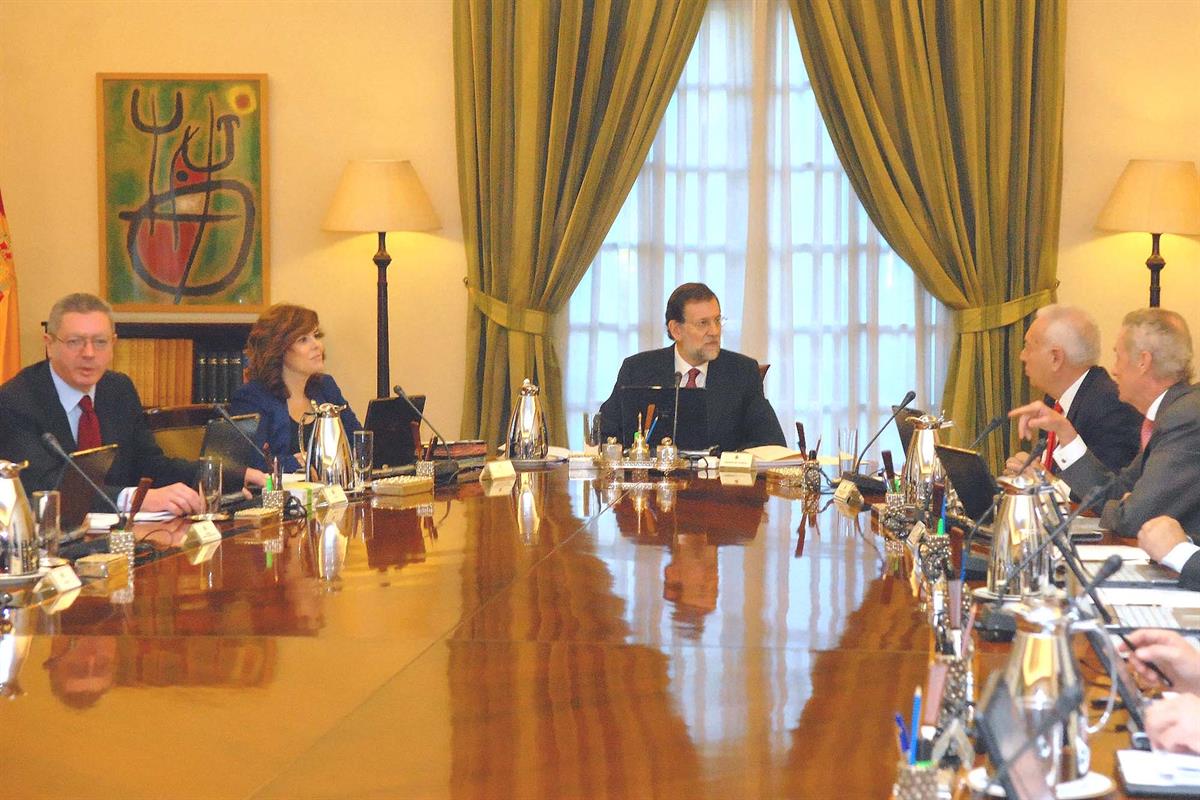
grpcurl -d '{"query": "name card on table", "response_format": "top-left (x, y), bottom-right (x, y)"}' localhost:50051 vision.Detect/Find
top-left (718, 451), bottom-right (755, 472)
top-left (186, 519), bottom-right (222, 546)
top-left (480, 459), bottom-right (516, 482)
top-left (318, 485), bottom-right (349, 507)
top-left (35, 564), bottom-right (82, 595)
top-left (833, 479), bottom-right (862, 506)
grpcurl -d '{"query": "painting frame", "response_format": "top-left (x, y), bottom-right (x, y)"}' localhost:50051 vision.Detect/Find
top-left (97, 73), bottom-right (270, 313)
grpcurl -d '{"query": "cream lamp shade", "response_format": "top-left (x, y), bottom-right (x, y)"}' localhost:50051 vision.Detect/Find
top-left (1096, 159), bottom-right (1200, 307)
top-left (323, 159), bottom-right (440, 233)
top-left (1096, 159), bottom-right (1200, 235)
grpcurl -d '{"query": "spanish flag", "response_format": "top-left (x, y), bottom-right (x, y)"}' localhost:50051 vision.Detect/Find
top-left (0, 189), bottom-right (21, 382)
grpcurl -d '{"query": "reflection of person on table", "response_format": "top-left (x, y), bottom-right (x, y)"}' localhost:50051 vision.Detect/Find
top-left (44, 636), bottom-right (117, 709)
top-left (663, 533), bottom-right (719, 633)
top-left (1122, 628), bottom-right (1200, 753)
top-left (0, 293), bottom-right (264, 516)
top-left (231, 304), bottom-right (362, 473)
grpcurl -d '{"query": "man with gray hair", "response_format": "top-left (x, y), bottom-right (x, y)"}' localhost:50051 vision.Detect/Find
top-left (1010, 307), bottom-right (1200, 538)
top-left (0, 292), bottom-right (264, 515)
top-left (1005, 304), bottom-right (1141, 475)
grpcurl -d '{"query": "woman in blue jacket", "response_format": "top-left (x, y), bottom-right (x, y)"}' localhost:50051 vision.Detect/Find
top-left (231, 304), bottom-right (361, 472)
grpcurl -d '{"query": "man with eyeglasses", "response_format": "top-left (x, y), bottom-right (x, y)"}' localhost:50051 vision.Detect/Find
top-left (0, 293), bottom-right (264, 515)
top-left (597, 282), bottom-right (785, 452)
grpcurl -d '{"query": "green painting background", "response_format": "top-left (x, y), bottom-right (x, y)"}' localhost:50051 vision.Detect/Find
top-left (101, 77), bottom-right (264, 307)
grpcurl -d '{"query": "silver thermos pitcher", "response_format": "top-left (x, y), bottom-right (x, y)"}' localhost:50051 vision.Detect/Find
top-left (994, 591), bottom-right (1094, 786)
top-left (0, 460), bottom-right (39, 577)
top-left (301, 402), bottom-right (355, 489)
top-left (506, 378), bottom-right (548, 460)
top-left (902, 414), bottom-right (952, 505)
top-left (987, 474), bottom-right (1059, 598)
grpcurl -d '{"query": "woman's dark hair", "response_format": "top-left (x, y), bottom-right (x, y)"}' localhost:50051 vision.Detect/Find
top-left (245, 304), bottom-right (322, 400)
top-left (664, 282), bottom-right (719, 339)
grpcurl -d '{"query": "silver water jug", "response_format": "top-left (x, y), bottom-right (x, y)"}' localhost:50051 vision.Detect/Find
top-left (0, 461), bottom-right (38, 577)
top-left (987, 474), bottom-right (1058, 598)
top-left (902, 414), bottom-right (953, 505)
top-left (0, 607), bottom-right (32, 698)
top-left (506, 379), bottom-right (548, 460)
top-left (301, 402), bottom-right (355, 489)
top-left (996, 592), bottom-right (1093, 786)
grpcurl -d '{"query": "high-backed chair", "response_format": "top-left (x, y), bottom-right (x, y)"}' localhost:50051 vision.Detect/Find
top-left (144, 404), bottom-right (214, 460)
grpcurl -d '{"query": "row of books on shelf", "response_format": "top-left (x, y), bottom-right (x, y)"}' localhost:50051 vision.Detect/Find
top-left (114, 338), bottom-right (247, 408)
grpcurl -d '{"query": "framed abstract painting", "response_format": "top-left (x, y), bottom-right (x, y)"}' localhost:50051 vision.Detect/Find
top-left (97, 73), bottom-right (269, 312)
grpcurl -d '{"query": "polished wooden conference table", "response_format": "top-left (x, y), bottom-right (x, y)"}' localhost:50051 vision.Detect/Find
top-left (3, 466), bottom-right (1134, 799)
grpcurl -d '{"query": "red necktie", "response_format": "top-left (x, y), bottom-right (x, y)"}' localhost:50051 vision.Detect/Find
top-left (77, 395), bottom-right (102, 450)
top-left (1043, 402), bottom-right (1063, 471)
top-left (1140, 416), bottom-right (1154, 451)
top-left (684, 367), bottom-right (700, 389)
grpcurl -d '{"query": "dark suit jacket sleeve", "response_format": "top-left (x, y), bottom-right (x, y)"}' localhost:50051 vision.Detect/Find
top-left (0, 384), bottom-right (65, 496)
top-left (1179, 550), bottom-right (1200, 592)
top-left (1073, 375), bottom-right (1142, 473)
top-left (597, 357), bottom-right (636, 442)
top-left (1068, 395), bottom-right (1200, 538)
top-left (737, 359), bottom-right (786, 448)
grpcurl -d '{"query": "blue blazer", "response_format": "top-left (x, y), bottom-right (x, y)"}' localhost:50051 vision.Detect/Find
top-left (230, 375), bottom-right (362, 472)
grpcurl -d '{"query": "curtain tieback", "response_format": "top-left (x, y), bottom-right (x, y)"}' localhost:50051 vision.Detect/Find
top-left (956, 288), bottom-right (1055, 334)
top-left (467, 286), bottom-right (549, 336)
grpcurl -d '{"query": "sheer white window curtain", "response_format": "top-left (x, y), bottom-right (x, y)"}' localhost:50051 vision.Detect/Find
top-left (564, 0), bottom-right (953, 459)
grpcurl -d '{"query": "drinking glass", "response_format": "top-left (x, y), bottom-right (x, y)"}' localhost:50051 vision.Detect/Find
top-left (32, 489), bottom-right (62, 559)
top-left (196, 457), bottom-right (223, 520)
top-left (838, 428), bottom-right (858, 474)
top-left (352, 430), bottom-right (374, 491)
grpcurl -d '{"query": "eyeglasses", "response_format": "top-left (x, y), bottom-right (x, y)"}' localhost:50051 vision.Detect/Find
top-left (51, 335), bottom-right (114, 352)
top-left (684, 316), bottom-right (728, 333)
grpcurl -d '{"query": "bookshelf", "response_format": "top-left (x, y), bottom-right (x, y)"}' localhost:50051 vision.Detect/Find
top-left (112, 322), bottom-right (252, 408)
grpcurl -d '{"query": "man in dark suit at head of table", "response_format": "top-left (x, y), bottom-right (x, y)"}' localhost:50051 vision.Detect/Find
top-left (1005, 304), bottom-right (1142, 477)
top-left (597, 282), bottom-right (785, 452)
top-left (1009, 307), bottom-right (1200, 539)
top-left (0, 292), bottom-right (264, 515)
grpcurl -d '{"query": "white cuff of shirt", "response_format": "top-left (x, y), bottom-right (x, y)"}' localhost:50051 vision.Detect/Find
top-left (1161, 541), bottom-right (1200, 574)
top-left (1052, 435), bottom-right (1088, 471)
top-left (115, 487), bottom-right (133, 512)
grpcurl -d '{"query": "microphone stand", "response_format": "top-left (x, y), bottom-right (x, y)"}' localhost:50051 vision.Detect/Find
top-left (842, 390), bottom-right (916, 494)
top-left (41, 433), bottom-right (126, 528)
top-left (671, 371), bottom-right (682, 448)
top-left (393, 385), bottom-right (459, 481)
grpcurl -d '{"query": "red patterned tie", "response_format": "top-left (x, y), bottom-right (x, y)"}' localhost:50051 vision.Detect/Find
top-left (1042, 402), bottom-right (1063, 471)
top-left (1140, 416), bottom-right (1154, 451)
top-left (77, 395), bottom-right (102, 450)
top-left (684, 367), bottom-right (700, 389)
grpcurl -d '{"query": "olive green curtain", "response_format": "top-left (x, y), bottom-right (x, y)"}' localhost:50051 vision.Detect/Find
top-left (787, 0), bottom-right (1066, 470)
top-left (454, 0), bottom-right (706, 447)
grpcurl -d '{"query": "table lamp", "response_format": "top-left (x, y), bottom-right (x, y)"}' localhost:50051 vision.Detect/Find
top-left (323, 159), bottom-right (440, 398)
top-left (1096, 159), bottom-right (1200, 307)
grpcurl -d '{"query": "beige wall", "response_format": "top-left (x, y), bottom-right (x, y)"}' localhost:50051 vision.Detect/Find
top-left (0, 0), bottom-right (467, 437)
top-left (1058, 0), bottom-right (1200, 361)
top-left (2, 0), bottom-right (1199, 441)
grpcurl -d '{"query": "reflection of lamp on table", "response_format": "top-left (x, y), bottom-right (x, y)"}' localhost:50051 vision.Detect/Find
top-left (323, 160), bottom-right (441, 398)
top-left (1096, 159), bottom-right (1200, 307)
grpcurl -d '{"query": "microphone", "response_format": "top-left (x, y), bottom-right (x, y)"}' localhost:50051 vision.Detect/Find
top-left (842, 390), bottom-right (916, 494)
top-left (393, 386), bottom-right (458, 478)
top-left (671, 371), bottom-right (682, 448)
top-left (41, 432), bottom-right (125, 524)
top-left (968, 414), bottom-right (1005, 450)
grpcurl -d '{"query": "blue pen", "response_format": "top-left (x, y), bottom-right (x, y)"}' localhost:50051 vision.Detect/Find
top-left (646, 415), bottom-right (659, 443)
top-left (909, 687), bottom-right (922, 764)
top-left (893, 712), bottom-right (909, 756)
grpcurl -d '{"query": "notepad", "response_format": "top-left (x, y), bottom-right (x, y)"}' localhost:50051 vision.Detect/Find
top-left (1117, 750), bottom-right (1200, 796)
top-left (1077, 545), bottom-right (1151, 563)
top-left (85, 511), bottom-right (176, 530)
top-left (1098, 587), bottom-right (1200, 608)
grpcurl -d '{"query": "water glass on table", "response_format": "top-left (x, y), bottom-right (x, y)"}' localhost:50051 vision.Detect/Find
top-left (838, 428), bottom-right (858, 474)
top-left (32, 489), bottom-right (61, 561)
top-left (196, 456), bottom-right (223, 520)
top-left (353, 430), bottom-right (374, 491)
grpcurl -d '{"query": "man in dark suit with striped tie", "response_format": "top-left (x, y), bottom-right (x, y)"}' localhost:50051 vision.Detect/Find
top-left (1010, 308), bottom-right (1200, 538)
top-left (597, 282), bottom-right (785, 452)
top-left (1005, 304), bottom-right (1142, 477)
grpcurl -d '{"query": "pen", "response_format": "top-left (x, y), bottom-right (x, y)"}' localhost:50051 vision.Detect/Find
top-left (909, 687), bottom-right (922, 764)
top-left (796, 422), bottom-right (807, 453)
top-left (646, 415), bottom-right (659, 443)
top-left (893, 712), bottom-right (909, 756)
